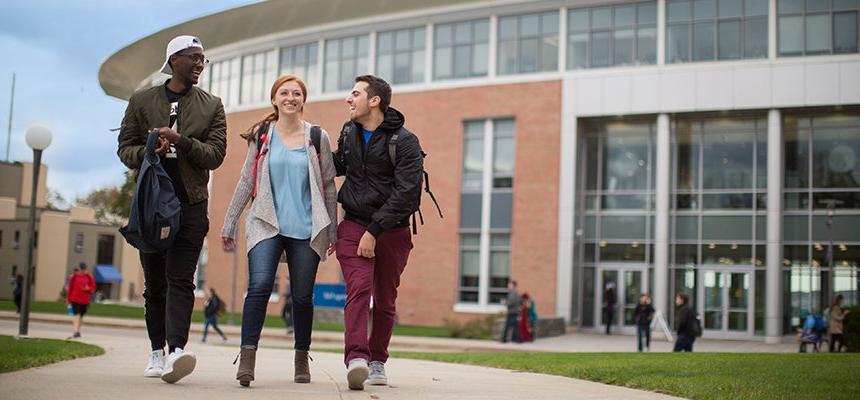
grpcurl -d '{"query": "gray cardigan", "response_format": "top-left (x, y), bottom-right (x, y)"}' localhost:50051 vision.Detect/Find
top-left (221, 121), bottom-right (337, 260)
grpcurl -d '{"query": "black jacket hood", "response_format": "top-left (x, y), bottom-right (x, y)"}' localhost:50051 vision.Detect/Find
top-left (377, 106), bottom-right (405, 133)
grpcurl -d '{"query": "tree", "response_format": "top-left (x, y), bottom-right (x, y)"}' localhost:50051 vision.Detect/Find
top-left (46, 188), bottom-right (69, 211)
top-left (76, 171), bottom-right (134, 226)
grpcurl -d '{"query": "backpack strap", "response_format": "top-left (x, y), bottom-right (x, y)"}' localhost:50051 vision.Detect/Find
top-left (388, 132), bottom-right (399, 166)
top-left (310, 125), bottom-right (322, 156)
top-left (251, 122), bottom-right (270, 200)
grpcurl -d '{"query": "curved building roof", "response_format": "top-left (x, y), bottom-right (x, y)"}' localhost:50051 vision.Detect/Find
top-left (99, 0), bottom-right (484, 100)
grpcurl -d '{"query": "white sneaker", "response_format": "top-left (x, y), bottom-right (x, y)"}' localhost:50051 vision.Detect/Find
top-left (346, 358), bottom-right (369, 390)
top-left (161, 348), bottom-right (196, 384)
top-left (144, 350), bottom-right (164, 378)
top-left (367, 360), bottom-right (387, 386)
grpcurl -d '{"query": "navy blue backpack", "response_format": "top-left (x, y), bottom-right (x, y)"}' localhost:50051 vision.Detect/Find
top-left (120, 130), bottom-right (181, 253)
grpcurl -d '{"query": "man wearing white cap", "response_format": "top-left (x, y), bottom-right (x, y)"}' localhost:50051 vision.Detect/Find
top-left (118, 35), bottom-right (227, 384)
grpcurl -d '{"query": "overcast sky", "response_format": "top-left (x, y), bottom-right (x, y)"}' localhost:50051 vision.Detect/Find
top-left (0, 0), bottom-right (256, 205)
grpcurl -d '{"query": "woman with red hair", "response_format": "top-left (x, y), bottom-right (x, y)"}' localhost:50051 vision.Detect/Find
top-left (221, 75), bottom-right (338, 387)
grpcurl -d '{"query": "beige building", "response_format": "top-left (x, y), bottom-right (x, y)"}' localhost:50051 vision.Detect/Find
top-left (0, 161), bottom-right (143, 303)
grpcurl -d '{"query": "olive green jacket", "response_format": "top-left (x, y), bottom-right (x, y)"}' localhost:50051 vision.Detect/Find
top-left (117, 84), bottom-right (227, 204)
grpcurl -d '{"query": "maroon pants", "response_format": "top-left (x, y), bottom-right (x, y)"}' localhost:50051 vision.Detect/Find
top-left (336, 219), bottom-right (412, 365)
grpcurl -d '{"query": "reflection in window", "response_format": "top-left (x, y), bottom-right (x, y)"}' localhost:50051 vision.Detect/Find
top-left (778, 0), bottom-right (860, 56)
top-left (241, 50), bottom-right (277, 105)
top-left (434, 19), bottom-right (489, 80)
top-left (280, 42), bottom-right (318, 94)
top-left (324, 35), bottom-right (370, 92)
top-left (376, 27), bottom-right (425, 85)
top-left (567, 2), bottom-right (657, 69)
top-left (667, 0), bottom-right (768, 63)
top-left (498, 10), bottom-right (559, 75)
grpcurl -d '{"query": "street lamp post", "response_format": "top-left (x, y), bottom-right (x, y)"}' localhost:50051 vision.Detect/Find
top-left (18, 125), bottom-right (52, 338)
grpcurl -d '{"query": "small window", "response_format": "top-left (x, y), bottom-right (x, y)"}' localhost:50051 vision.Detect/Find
top-left (74, 233), bottom-right (84, 253)
top-left (14, 230), bottom-right (20, 249)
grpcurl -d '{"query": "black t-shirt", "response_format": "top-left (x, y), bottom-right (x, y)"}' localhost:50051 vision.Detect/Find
top-left (163, 82), bottom-right (189, 203)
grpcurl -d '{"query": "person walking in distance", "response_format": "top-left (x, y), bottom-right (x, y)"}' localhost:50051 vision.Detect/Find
top-left (118, 35), bottom-right (227, 383)
top-left (829, 294), bottom-right (851, 353)
top-left (201, 288), bottom-right (227, 343)
top-left (333, 75), bottom-right (424, 390)
top-left (221, 74), bottom-right (337, 386)
top-left (66, 263), bottom-right (95, 339)
top-left (673, 292), bottom-right (697, 352)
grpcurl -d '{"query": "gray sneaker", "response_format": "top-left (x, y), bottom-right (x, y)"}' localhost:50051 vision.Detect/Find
top-left (367, 361), bottom-right (387, 386)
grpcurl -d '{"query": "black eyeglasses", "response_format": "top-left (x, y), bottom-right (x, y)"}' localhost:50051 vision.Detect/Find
top-left (175, 54), bottom-right (210, 66)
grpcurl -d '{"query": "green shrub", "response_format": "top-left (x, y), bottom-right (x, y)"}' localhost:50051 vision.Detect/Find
top-left (443, 314), bottom-right (497, 339)
top-left (843, 305), bottom-right (860, 352)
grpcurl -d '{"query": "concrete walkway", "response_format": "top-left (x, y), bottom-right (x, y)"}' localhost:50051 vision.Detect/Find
top-left (0, 310), bottom-right (796, 353)
top-left (0, 320), bottom-right (683, 400)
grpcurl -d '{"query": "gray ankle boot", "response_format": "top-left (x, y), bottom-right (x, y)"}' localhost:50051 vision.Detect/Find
top-left (234, 346), bottom-right (256, 387)
top-left (294, 350), bottom-right (312, 383)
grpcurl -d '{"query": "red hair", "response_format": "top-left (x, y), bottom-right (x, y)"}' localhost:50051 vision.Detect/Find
top-left (241, 74), bottom-right (309, 142)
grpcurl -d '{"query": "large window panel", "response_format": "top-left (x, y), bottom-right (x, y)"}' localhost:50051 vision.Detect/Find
top-left (702, 131), bottom-right (754, 189)
top-left (670, 0), bottom-right (769, 62)
top-left (778, 0), bottom-right (860, 56)
top-left (498, 11), bottom-right (558, 75)
top-left (324, 35), bottom-right (369, 92)
top-left (568, 2), bottom-right (657, 69)
top-left (376, 26), bottom-right (425, 85)
top-left (279, 42), bottom-right (318, 94)
top-left (702, 216), bottom-right (753, 240)
top-left (240, 50), bottom-right (277, 105)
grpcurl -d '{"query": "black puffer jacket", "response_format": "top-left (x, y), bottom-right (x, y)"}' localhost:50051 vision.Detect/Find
top-left (333, 107), bottom-right (423, 237)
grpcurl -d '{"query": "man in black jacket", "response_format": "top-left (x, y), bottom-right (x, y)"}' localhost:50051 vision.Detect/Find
top-left (332, 75), bottom-right (423, 391)
top-left (118, 35), bottom-right (226, 384)
top-left (673, 292), bottom-right (696, 352)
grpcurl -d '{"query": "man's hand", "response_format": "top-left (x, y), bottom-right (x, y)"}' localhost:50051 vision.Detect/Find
top-left (327, 243), bottom-right (336, 256)
top-left (155, 137), bottom-right (170, 155)
top-left (156, 127), bottom-right (182, 144)
top-left (356, 231), bottom-right (376, 258)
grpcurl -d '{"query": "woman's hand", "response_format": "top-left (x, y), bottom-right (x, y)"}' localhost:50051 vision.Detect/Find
top-left (221, 236), bottom-right (236, 252)
top-left (326, 243), bottom-right (336, 256)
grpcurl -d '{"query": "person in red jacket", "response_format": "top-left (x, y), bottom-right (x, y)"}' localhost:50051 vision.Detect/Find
top-left (66, 263), bottom-right (96, 339)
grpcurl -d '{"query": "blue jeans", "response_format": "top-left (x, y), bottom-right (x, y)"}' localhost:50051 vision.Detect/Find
top-left (241, 235), bottom-right (319, 350)
top-left (202, 315), bottom-right (225, 342)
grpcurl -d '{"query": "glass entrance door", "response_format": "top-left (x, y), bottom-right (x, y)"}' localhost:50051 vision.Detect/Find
top-left (598, 266), bottom-right (648, 333)
top-left (699, 269), bottom-right (753, 338)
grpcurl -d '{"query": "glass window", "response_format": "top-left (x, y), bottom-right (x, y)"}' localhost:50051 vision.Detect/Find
top-left (377, 27), bottom-right (425, 85)
top-left (240, 50), bottom-right (277, 105)
top-left (498, 11), bottom-right (558, 75)
top-left (834, 11), bottom-right (859, 53)
top-left (568, 2), bottom-right (658, 69)
top-left (458, 118), bottom-right (516, 305)
top-left (324, 35), bottom-right (370, 92)
top-left (279, 42), bottom-right (318, 94)
top-left (671, 0), bottom-right (769, 62)
top-left (779, 0), bottom-right (860, 56)
top-left (435, 19), bottom-right (489, 80)
top-left (702, 131), bottom-right (754, 189)
top-left (209, 58), bottom-right (241, 107)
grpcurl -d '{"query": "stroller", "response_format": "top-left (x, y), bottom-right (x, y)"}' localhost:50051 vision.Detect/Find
top-left (798, 312), bottom-right (828, 353)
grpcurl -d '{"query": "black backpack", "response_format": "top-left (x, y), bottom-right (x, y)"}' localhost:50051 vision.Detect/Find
top-left (120, 130), bottom-right (181, 253)
top-left (340, 123), bottom-right (443, 234)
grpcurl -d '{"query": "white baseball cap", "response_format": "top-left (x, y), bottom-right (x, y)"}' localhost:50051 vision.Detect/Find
top-left (160, 35), bottom-right (204, 75)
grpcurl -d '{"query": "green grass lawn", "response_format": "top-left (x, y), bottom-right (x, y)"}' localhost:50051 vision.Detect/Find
top-left (392, 352), bottom-right (860, 400)
top-left (0, 300), bottom-right (452, 338)
top-left (0, 335), bottom-right (104, 373)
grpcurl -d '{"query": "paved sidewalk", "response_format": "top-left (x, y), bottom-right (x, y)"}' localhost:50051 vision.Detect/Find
top-left (0, 310), bottom-right (796, 353)
top-left (0, 320), bottom-right (683, 400)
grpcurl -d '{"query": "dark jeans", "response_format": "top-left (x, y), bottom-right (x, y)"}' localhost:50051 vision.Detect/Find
top-left (13, 293), bottom-right (22, 313)
top-left (202, 315), bottom-right (226, 341)
top-left (140, 200), bottom-right (208, 352)
top-left (830, 334), bottom-right (843, 353)
top-left (605, 306), bottom-right (615, 335)
top-left (242, 235), bottom-right (319, 351)
top-left (673, 333), bottom-right (695, 352)
top-left (637, 324), bottom-right (651, 351)
top-left (502, 313), bottom-right (520, 343)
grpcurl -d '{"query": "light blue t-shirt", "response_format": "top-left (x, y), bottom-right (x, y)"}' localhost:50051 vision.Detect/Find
top-left (268, 126), bottom-right (313, 240)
